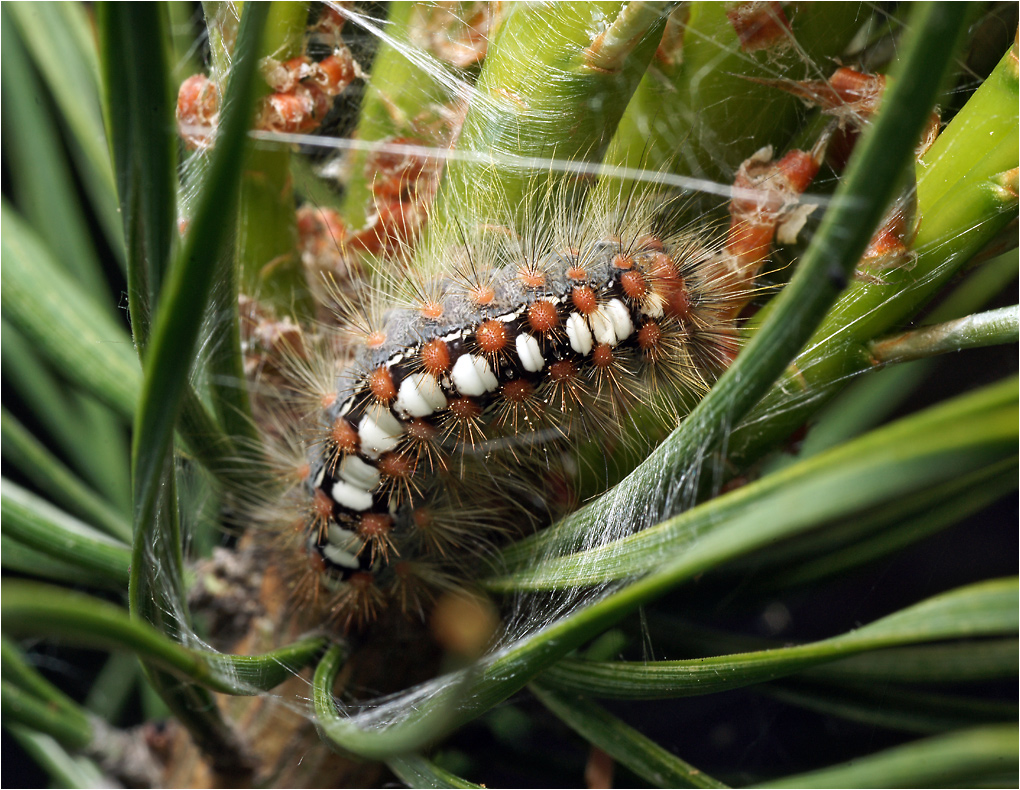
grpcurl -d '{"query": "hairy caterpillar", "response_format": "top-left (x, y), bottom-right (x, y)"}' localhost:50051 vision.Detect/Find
top-left (243, 158), bottom-right (826, 633)
top-left (273, 201), bottom-right (735, 627)
top-left (213, 1), bottom-right (836, 634)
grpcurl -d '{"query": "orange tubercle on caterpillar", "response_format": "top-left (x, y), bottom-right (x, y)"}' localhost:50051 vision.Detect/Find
top-left (620, 270), bottom-right (648, 300)
top-left (468, 283), bottom-right (496, 307)
top-left (518, 263), bottom-right (547, 289)
top-left (420, 338), bottom-right (452, 376)
top-left (329, 417), bottom-right (360, 455)
top-left (528, 301), bottom-right (560, 334)
top-left (571, 286), bottom-right (599, 315)
top-left (566, 264), bottom-right (588, 280)
top-left (475, 319), bottom-right (509, 354)
top-left (368, 366), bottom-right (398, 403)
top-left (612, 253), bottom-right (634, 271)
top-left (419, 299), bottom-right (445, 321)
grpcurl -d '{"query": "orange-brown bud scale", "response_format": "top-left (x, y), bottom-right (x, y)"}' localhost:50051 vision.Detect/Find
top-left (726, 146), bottom-right (822, 287)
top-left (861, 204), bottom-right (915, 271)
top-left (829, 67), bottom-right (885, 109)
top-left (263, 93), bottom-right (312, 133)
top-left (774, 150), bottom-right (821, 195)
top-left (726, 220), bottom-right (775, 264)
top-left (177, 74), bottom-right (219, 119)
top-left (314, 53), bottom-right (356, 92)
top-left (726, 2), bottom-right (791, 52)
top-left (314, 6), bottom-right (347, 36)
top-left (176, 74), bottom-right (219, 148)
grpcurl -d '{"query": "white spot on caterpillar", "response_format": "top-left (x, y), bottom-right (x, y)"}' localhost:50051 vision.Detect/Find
top-left (359, 406), bottom-right (403, 458)
top-left (641, 293), bottom-right (665, 318)
top-left (339, 455), bottom-right (380, 490)
top-left (328, 523), bottom-right (361, 549)
top-left (331, 479), bottom-right (373, 512)
top-left (589, 307), bottom-right (616, 346)
top-left (515, 333), bottom-right (545, 372)
top-left (607, 299), bottom-right (634, 342)
top-left (394, 372), bottom-right (447, 417)
top-left (451, 353), bottom-right (499, 396)
top-left (566, 312), bottom-right (593, 355)
top-left (322, 544), bottom-right (360, 569)
top-left (322, 525), bottom-right (362, 569)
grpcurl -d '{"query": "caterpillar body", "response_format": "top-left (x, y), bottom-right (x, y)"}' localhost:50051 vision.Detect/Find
top-left (225, 2), bottom-right (830, 632)
top-left (254, 180), bottom-right (774, 630)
